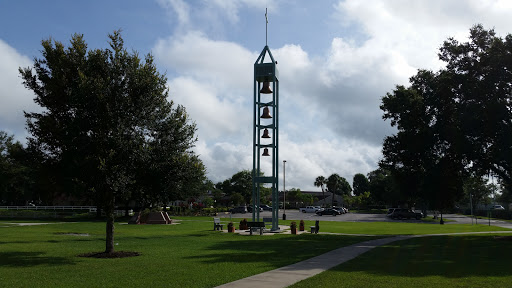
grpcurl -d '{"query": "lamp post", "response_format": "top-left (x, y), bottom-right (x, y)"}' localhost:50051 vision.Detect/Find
top-left (283, 160), bottom-right (286, 220)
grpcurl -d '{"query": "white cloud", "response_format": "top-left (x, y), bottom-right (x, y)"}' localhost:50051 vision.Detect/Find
top-left (0, 39), bottom-right (38, 142)
top-left (168, 76), bottom-right (252, 141)
top-left (159, 0), bottom-right (190, 27)
top-left (155, 31), bottom-right (255, 92)
top-left (284, 136), bottom-right (381, 190)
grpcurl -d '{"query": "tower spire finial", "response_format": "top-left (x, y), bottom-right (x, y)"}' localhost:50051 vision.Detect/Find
top-left (265, 8), bottom-right (268, 46)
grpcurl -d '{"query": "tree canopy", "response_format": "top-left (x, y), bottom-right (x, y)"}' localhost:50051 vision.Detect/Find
top-left (0, 132), bottom-right (33, 205)
top-left (326, 173), bottom-right (352, 206)
top-left (314, 175), bottom-right (327, 207)
top-left (380, 24), bottom-right (512, 210)
top-left (19, 31), bottom-right (204, 254)
top-left (215, 169), bottom-right (269, 205)
top-left (352, 173), bottom-right (370, 196)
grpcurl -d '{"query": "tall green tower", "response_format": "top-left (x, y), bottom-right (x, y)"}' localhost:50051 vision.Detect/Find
top-left (252, 45), bottom-right (279, 231)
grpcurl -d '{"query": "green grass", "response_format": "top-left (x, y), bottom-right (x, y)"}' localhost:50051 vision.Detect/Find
top-left (294, 220), bottom-right (509, 235)
top-left (0, 218), bottom-right (376, 287)
top-left (290, 234), bottom-right (512, 288)
top-left (0, 217), bottom-right (510, 287)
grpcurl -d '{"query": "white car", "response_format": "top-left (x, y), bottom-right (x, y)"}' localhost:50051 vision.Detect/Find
top-left (299, 206), bottom-right (322, 213)
top-left (491, 205), bottom-right (505, 210)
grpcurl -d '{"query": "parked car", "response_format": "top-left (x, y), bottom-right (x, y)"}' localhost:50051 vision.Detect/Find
top-left (299, 206), bottom-right (322, 213)
top-left (247, 205), bottom-right (263, 212)
top-left (333, 206), bottom-right (348, 214)
top-left (491, 204), bottom-right (505, 210)
top-left (230, 206), bottom-right (248, 214)
top-left (387, 208), bottom-right (422, 220)
top-left (316, 208), bottom-right (342, 216)
top-left (260, 204), bottom-right (272, 211)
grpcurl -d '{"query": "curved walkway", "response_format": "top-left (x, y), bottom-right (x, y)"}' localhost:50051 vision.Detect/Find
top-left (215, 235), bottom-right (411, 288)
top-left (216, 228), bottom-right (512, 288)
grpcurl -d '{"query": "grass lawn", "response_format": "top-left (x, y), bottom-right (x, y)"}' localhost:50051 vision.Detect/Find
top-left (0, 217), bottom-right (510, 287)
top-left (0, 217), bottom-right (376, 287)
top-left (290, 234), bottom-right (512, 288)
top-left (293, 219), bottom-right (509, 235)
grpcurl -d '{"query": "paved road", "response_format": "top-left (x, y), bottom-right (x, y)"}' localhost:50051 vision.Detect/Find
top-left (219, 210), bottom-right (399, 222)
top-left (219, 210), bottom-right (512, 228)
top-left (442, 213), bottom-right (512, 229)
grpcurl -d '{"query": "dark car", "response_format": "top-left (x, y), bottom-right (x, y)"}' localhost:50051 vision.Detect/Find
top-left (230, 206), bottom-right (248, 214)
top-left (247, 205), bottom-right (263, 212)
top-left (316, 208), bottom-right (342, 216)
top-left (260, 204), bottom-right (272, 211)
top-left (387, 208), bottom-right (422, 220)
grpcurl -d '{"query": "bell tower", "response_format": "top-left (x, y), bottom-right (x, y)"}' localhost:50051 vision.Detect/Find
top-left (251, 34), bottom-right (279, 231)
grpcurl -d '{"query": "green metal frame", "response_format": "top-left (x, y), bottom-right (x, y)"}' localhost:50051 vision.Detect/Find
top-left (252, 45), bottom-right (279, 231)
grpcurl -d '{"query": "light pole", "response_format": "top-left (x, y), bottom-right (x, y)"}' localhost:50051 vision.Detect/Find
top-left (283, 160), bottom-right (286, 220)
top-left (470, 193), bottom-right (473, 225)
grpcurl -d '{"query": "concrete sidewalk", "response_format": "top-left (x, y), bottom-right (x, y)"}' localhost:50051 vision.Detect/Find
top-left (215, 236), bottom-right (411, 288)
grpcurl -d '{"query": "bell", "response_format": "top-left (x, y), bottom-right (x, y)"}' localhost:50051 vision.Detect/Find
top-left (262, 148), bottom-right (270, 156)
top-left (260, 106), bottom-right (272, 119)
top-left (260, 81), bottom-right (273, 94)
top-left (261, 128), bottom-right (271, 138)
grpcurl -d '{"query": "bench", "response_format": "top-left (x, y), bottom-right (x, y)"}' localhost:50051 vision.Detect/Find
top-left (213, 218), bottom-right (224, 231)
top-left (310, 220), bottom-right (320, 234)
top-left (247, 221), bottom-right (265, 235)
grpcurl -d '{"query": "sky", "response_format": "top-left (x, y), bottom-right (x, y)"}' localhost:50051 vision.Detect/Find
top-left (1, 0), bottom-right (512, 191)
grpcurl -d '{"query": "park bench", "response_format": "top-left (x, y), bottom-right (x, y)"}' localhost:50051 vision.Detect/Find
top-left (213, 217), bottom-right (224, 231)
top-left (247, 221), bottom-right (265, 235)
top-left (310, 220), bottom-right (320, 234)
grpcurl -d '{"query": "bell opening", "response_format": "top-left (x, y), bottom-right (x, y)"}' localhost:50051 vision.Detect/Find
top-left (260, 106), bottom-right (272, 119)
top-left (261, 128), bottom-right (271, 138)
top-left (260, 81), bottom-right (273, 94)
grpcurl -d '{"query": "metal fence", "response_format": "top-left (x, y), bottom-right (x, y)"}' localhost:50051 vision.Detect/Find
top-left (0, 206), bottom-right (97, 212)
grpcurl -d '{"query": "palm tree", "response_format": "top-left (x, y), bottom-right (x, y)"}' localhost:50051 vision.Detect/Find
top-left (314, 176), bottom-right (326, 207)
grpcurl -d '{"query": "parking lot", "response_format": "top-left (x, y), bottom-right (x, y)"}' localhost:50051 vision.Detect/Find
top-left (218, 209), bottom-right (494, 224)
top-left (217, 209), bottom-right (395, 222)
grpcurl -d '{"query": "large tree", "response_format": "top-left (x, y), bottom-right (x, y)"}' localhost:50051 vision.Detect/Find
top-left (352, 173), bottom-right (370, 196)
top-left (367, 168), bottom-right (398, 206)
top-left (20, 31), bottom-right (203, 254)
top-left (0, 132), bottom-right (33, 205)
top-left (314, 176), bottom-right (327, 207)
top-left (326, 173), bottom-right (352, 206)
top-left (460, 175), bottom-right (493, 212)
top-left (440, 25), bottom-right (512, 191)
top-left (217, 169), bottom-right (269, 205)
top-left (380, 25), bottom-right (512, 211)
top-left (381, 58), bottom-right (466, 211)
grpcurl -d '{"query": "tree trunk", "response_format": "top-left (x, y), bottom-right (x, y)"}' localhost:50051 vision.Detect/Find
top-left (105, 207), bottom-right (115, 253)
top-left (321, 186), bottom-right (325, 207)
top-left (104, 191), bottom-right (116, 254)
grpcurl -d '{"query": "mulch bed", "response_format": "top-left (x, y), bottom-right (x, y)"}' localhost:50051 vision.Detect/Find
top-left (78, 251), bottom-right (141, 258)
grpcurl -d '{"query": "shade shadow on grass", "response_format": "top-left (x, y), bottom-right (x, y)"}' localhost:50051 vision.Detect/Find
top-left (0, 251), bottom-right (77, 267)
top-left (333, 235), bottom-right (512, 278)
top-left (185, 234), bottom-right (380, 268)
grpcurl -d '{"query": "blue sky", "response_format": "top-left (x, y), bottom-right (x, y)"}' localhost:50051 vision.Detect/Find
top-left (2, 0), bottom-right (512, 190)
